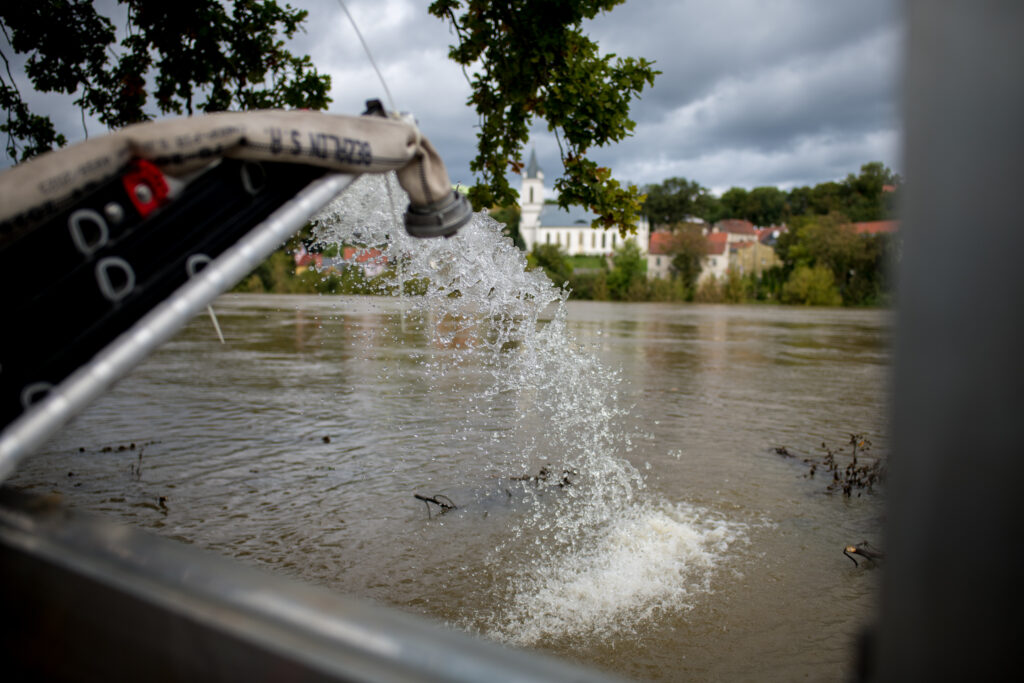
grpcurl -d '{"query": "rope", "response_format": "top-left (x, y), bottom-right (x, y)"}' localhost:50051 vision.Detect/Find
top-left (335, 0), bottom-right (397, 114)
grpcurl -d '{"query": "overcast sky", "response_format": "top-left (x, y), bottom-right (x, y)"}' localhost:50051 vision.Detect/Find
top-left (4, 0), bottom-right (904, 195)
top-left (296, 0), bottom-right (904, 195)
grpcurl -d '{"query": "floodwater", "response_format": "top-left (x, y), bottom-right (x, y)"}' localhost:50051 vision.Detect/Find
top-left (9, 294), bottom-right (890, 682)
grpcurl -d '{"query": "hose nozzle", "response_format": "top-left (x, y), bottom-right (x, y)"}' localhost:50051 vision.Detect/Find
top-left (404, 190), bottom-right (473, 238)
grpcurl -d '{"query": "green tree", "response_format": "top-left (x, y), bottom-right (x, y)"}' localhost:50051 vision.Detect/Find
top-left (746, 186), bottom-right (787, 226)
top-left (719, 187), bottom-right (749, 220)
top-left (606, 238), bottom-right (646, 300)
top-left (490, 204), bottom-right (524, 250)
top-left (528, 243), bottom-right (573, 287)
top-left (643, 177), bottom-right (716, 226)
top-left (781, 265), bottom-right (842, 306)
top-left (777, 211), bottom-right (892, 305)
top-left (722, 268), bottom-right (750, 303)
top-left (664, 223), bottom-right (707, 295)
top-left (568, 270), bottom-right (609, 300)
top-left (428, 0), bottom-right (658, 234)
top-left (841, 161), bottom-right (900, 222)
top-left (1, 1), bottom-right (331, 162)
top-left (693, 274), bottom-right (723, 303)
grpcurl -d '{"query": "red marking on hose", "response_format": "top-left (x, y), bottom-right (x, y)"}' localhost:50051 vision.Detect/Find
top-left (122, 159), bottom-right (169, 218)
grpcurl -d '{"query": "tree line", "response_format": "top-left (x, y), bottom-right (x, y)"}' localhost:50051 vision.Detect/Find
top-left (643, 161), bottom-right (900, 227)
top-left (521, 161), bottom-right (900, 307)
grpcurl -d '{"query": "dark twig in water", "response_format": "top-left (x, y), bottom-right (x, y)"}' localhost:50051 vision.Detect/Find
top-left (844, 541), bottom-right (886, 567)
top-left (130, 448), bottom-right (145, 481)
top-left (414, 493), bottom-right (457, 519)
top-left (775, 434), bottom-right (886, 497)
top-left (511, 463), bottom-right (578, 488)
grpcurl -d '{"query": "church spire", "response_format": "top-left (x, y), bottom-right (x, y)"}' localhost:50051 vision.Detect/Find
top-left (526, 148), bottom-right (540, 179)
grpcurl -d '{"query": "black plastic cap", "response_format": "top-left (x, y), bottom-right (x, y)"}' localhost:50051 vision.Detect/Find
top-left (404, 191), bottom-right (473, 239)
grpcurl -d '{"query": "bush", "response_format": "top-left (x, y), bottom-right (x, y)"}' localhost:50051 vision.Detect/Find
top-left (694, 275), bottom-right (724, 303)
top-left (568, 270), bottom-right (609, 300)
top-left (528, 244), bottom-right (573, 287)
top-left (647, 277), bottom-right (689, 301)
top-left (781, 265), bottom-right (843, 306)
top-left (606, 239), bottom-right (646, 300)
top-left (722, 269), bottom-right (750, 303)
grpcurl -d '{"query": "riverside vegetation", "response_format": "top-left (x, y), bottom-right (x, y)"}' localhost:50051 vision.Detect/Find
top-left (239, 163), bottom-right (897, 308)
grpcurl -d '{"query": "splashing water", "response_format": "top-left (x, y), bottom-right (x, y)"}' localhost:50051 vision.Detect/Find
top-left (312, 175), bottom-right (748, 645)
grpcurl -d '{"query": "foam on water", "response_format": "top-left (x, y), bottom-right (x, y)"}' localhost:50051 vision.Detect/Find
top-left (312, 175), bottom-right (748, 644)
top-left (492, 501), bottom-right (747, 646)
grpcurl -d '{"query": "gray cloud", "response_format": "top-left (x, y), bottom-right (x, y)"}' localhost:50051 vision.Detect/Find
top-left (2, 0), bottom-right (903, 195)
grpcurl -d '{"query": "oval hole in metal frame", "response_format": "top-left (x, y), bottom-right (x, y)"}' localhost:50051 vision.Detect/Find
top-left (68, 209), bottom-right (109, 257)
top-left (186, 253), bottom-right (213, 278)
top-left (95, 256), bottom-right (136, 302)
top-left (240, 162), bottom-right (267, 195)
top-left (21, 382), bottom-right (54, 409)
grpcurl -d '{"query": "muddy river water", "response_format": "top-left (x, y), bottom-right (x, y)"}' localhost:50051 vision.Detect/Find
top-left (10, 292), bottom-right (890, 682)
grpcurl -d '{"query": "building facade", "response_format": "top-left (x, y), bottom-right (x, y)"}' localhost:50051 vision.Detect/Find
top-left (518, 150), bottom-right (649, 256)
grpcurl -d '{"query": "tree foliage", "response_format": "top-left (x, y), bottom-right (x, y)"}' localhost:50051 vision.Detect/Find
top-left (528, 243), bottom-right (573, 288)
top-left (643, 177), bottom-right (715, 227)
top-left (605, 238), bottom-right (646, 300)
top-left (645, 162), bottom-right (901, 228)
top-left (1, 0), bottom-right (331, 162)
top-left (428, 0), bottom-right (658, 234)
top-left (781, 264), bottom-right (843, 306)
top-left (775, 211), bottom-right (894, 306)
top-left (663, 223), bottom-right (707, 294)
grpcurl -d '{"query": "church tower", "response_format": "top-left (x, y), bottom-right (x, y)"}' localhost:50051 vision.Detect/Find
top-left (519, 149), bottom-right (544, 250)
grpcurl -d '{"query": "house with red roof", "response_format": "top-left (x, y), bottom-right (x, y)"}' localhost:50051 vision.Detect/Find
top-left (701, 232), bottom-right (731, 282)
top-left (293, 246), bottom-right (323, 274)
top-left (713, 218), bottom-right (758, 240)
top-left (342, 246), bottom-right (388, 277)
top-left (853, 220), bottom-right (898, 235)
top-left (646, 231), bottom-right (676, 279)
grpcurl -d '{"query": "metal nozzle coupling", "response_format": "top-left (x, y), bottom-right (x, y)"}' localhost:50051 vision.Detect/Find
top-left (404, 190), bottom-right (473, 238)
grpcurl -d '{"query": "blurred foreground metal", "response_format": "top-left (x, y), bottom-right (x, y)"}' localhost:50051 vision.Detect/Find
top-left (877, 1), bottom-right (1024, 679)
top-left (0, 488), bottom-right (614, 682)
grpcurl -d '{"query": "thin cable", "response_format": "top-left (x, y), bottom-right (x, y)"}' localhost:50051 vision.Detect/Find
top-left (335, 0), bottom-right (396, 113)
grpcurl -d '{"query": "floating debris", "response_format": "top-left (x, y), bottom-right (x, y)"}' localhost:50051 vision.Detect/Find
top-left (414, 493), bottom-right (457, 519)
top-left (129, 448), bottom-right (145, 481)
top-left (776, 433), bottom-right (886, 497)
top-left (510, 464), bottom-right (578, 489)
top-left (844, 541), bottom-right (885, 567)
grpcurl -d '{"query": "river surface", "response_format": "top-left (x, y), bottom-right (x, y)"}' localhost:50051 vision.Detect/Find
top-left (9, 294), bottom-right (890, 681)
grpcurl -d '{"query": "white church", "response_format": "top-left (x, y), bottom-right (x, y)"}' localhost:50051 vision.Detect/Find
top-left (517, 150), bottom-right (649, 256)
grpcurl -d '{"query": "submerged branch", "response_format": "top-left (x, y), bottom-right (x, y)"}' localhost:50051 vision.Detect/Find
top-left (415, 493), bottom-right (457, 519)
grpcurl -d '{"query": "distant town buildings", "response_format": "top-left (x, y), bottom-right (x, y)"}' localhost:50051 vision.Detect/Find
top-left (518, 150), bottom-right (650, 256)
top-left (512, 156), bottom-right (900, 285)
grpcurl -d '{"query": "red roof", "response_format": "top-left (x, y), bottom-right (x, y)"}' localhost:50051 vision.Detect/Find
top-left (706, 232), bottom-right (728, 255)
top-left (854, 220), bottom-right (898, 235)
top-left (648, 231), bottom-right (675, 255)
top-left (342, 246), bottom-right (387, 263)
top-left (294, 251), bottom-right (323, 269)
top-left (716, 218), bottom-right (756, 235)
